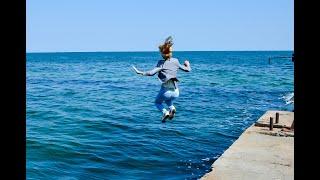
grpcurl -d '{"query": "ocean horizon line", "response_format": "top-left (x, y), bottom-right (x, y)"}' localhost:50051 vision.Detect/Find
top-left (26, 50), bottom-right (293, 54)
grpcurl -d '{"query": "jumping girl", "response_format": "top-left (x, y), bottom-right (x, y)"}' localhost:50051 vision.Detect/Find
top-left (132, 36), bottom-right (191, 122)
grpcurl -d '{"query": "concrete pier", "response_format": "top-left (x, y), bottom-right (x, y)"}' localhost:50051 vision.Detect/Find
top-left (201, 111), bottom-right (294, 180)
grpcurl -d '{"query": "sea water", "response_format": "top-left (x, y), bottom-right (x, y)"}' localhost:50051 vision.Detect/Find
top-left (27, 51), bottom-right (293, 180)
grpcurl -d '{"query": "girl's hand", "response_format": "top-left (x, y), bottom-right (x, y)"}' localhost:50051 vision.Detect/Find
top-left (184, 60), bottom-right (190, 67)
top-left (132, 65), bottom-right (143, 75)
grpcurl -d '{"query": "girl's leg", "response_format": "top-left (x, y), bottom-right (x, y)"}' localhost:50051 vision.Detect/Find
top-left (164, 89), bottom-right (179, 110)
top-left (155, 88), bottom-right (168, 113)
top-left (155, 88), bottom-right (171, 121)
top-left (165, 97), bottom-right (176, 111)
top-left (155, 100), bottom-right (167, 113)
top-left (165, 100), bottom-right (176, 113)
top-left (165, 99), bottom-right (173, 108)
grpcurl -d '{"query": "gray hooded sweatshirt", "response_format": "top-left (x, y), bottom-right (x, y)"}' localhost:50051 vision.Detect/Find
top-left (143, 58), bottom-right (191, 89)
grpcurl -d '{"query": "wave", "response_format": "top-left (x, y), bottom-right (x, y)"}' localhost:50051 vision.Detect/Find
top-left (281, 92), bottom-right (294, 105)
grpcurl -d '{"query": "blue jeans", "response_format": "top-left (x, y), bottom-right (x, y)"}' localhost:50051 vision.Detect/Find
top-left (155, 86), bottom-right (179, 113)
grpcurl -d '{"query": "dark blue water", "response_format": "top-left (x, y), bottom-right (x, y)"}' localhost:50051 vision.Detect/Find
top-left (27, 51), bottom-right (293, 180)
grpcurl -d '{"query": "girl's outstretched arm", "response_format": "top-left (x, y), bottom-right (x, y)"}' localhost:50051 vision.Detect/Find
top-left (132, 65), bottom-right (162, 76)
top-left (178, 60), bottom-right (191, 72)
top-left (132, 65), bottom-right (144, 75)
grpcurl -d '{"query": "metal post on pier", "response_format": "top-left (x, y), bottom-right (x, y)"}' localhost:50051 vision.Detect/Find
top-left (269, 117), bottom-right (274, 131)
top-left (275, 112), bottom-right (279, 124)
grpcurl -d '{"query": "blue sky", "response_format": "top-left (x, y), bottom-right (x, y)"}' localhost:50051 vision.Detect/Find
top-left (26, 0), bottom-right (293, 52)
